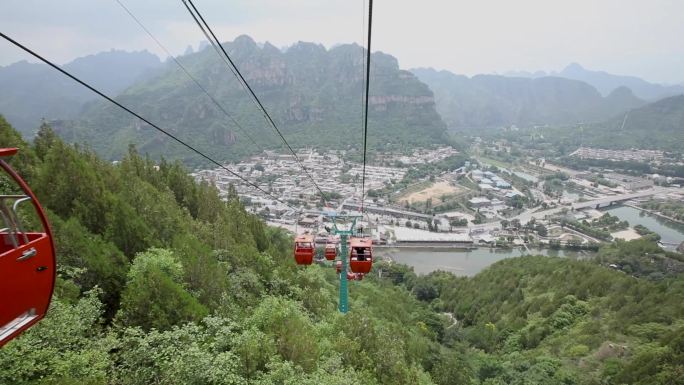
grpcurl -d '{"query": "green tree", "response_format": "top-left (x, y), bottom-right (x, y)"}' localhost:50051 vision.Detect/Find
top-left (0, 290), bottom-right (111, 384)
top-left (116, 248), bottom-right (207, 330)
top-left (50, 215), bottom-right (128, 318)
top-left (431, 349), bottom-right (474, 385)
top-left (535, 223), bottom-right (548, 237)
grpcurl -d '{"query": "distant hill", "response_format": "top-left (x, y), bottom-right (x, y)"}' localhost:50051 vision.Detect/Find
top-left (538, 94), bottom-right (684, 151)
top-left (506, 63), bottom-right (684, 100)
top-left (58, 36), bottom-right (447, 162)
top-left (0, 50), bottom-right (162, 135)
top-left (411, 68), bottom-right (644, 130)
top-left (585, 94), bottom-right (684, 150)
top-left (559, 63), bottom-right (684, 100)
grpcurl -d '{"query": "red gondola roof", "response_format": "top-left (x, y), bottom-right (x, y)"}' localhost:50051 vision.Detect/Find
top-left (295, 234), bottom-right (315, 243)
top-left (0, 148), bottom-right (18, 157)
top-left (350, 237), bottom-right (372, 247)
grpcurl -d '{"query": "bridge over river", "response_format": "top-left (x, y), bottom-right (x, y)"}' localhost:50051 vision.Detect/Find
top-left (468, 187), bottom-right (667, 231)
top-left (570, 188), bottom-right (666, 210)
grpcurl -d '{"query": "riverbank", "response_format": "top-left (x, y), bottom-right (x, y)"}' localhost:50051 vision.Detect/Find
top-left (625, 203), bottom-right (684, 225)
top-left (602, 205), bottom-right (684, 251)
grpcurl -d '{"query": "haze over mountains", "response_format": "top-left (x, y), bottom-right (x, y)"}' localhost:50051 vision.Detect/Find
top-left (411, 68), bottom-right (645, 130)
top-left (1, 36), bottom-right (682, 159)
top-left (0, 50), bottom-right (162, 133)
top-left (505, 62), bottom-right (684, 100)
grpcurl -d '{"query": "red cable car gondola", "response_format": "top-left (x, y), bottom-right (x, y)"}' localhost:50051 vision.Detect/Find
top-left (349, 237), bottom-right (373, 274)
top-left (293, 234), bottom-right (315, 265)
top-left (0, 148), bottom-right (56, 347)
top-left (324, 242), bottom-right (337, 261)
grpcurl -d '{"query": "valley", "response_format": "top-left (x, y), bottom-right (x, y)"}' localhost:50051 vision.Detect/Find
top-left (0, 10), bottom-right (683, 383)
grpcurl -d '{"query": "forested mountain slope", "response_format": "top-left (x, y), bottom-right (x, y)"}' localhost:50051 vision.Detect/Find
top-left (57, 35), bottom-right (447, 163)
top-left (586, 94), bottom-right (684, 150)
top-left (530, 94), bottom-right (684, 151)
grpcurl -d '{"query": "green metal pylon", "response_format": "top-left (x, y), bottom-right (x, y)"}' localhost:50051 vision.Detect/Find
top-left (338, 233), bottom-right (349, 313)
top-left (327, 214), bottom-right (361, 314)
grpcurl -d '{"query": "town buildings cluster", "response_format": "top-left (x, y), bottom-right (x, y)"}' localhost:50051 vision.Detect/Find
top-left (191, 143), bottom-right (683, 251)
top-left (192, 147), bottom-right (452, 228)
top-left (570, 147), bottom-right (664, 163)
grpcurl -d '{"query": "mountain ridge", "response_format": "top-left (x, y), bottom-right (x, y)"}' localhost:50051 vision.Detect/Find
top-left (505, 62), bottom-right (684, 100)
top-left (592, 94), bottom-right (684, 150)
top-left (534, 94), bottom-right (684, 151)
top-left (411, 67), bottom-right (645, 130)
top-left (0, 49), bottom-right (162, 134)
top-left (58, 35), bottom-right (448, 163)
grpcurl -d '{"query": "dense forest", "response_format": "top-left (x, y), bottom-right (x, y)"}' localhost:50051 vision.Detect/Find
top-left (0, 116), bottom-right (455, 385)
top-left (404, 242), bottom-right (684, 384)
top-left (1, 116), bottom-right (683, 384)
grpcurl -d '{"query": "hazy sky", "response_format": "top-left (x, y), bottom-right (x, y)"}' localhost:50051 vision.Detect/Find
top-left (2, 0), bottom-right (683, 84)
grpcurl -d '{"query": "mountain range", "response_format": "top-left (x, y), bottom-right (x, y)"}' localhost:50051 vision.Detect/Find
top-left (505, 63), bottom-right (684, 100)
top-left (584, 94), bottom-right (684, 150)
top-left (1, 37), bottom-right (682, 159)
top-left (0, 50), bottom-right (162, 134)
top-left (55, 36), bottom-right (448, 162)
top-left (411, 68), bottom-right (645, 130)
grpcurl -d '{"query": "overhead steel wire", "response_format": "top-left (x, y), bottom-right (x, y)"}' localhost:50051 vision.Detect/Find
top-left (0, 31), bottom-right (297, 211)
top-left (356, 0), bottom-right (367, 207)
top-left (181, 0), bottom-right (329, 203)
top-left (360, 0), bottom-right (373, 214)
top-left (112, 0), bottom-right (261, 150)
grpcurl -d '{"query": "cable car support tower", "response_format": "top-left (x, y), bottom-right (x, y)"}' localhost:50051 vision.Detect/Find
top-left (326, 213), bottom-right (362, 314)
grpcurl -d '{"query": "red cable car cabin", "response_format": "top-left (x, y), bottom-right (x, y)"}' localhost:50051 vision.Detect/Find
top-left (349, 237), bottom-right (373, 274)
top-left (293, 234), bottom-right (315, 265)
top-left (0, 148), bottom-right (56, 347)
top-left (324, 242), bottom-right (337, 261)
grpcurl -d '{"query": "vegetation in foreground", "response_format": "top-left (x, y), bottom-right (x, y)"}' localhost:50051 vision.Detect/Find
top-left (0, 116), bottom-right (452, 385)
top-left (404, 241), bottom-right (684, 385)
top-left (1, 116), bottom-right (683, 384)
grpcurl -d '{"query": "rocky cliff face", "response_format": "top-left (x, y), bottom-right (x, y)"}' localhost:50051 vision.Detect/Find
top-left (64, 35), bottom-right (447, 162)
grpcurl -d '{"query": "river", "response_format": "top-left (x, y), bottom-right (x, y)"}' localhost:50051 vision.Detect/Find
top-left (375, 247), bottom-right (588, 276)
top-left (603, 206), bottom-right (684, 248)
top-left (376, 206), bottom-right (684, 276)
